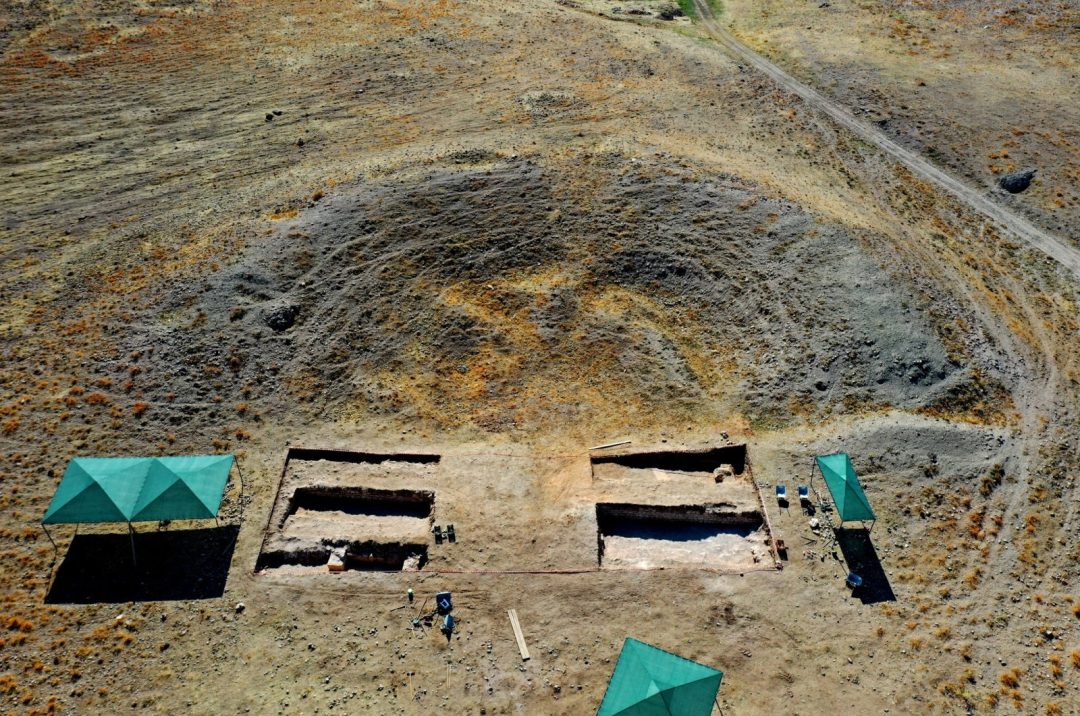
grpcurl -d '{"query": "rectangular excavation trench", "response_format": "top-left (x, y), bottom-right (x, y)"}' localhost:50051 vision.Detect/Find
top-left (257, 486), bottom-right (434, 573)
top-left (596, 503), bottom-right (766, 570)
top-left (591, 444), bottom-right (747, 476)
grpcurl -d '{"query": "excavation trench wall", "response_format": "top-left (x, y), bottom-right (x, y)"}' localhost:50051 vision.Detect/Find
top-left (256, 541), bottom-right (428, 572)
top-left (285, 448), bottom-right (441, 465)
top-left (595, 502), bottom-right (762, 529)
top-left (280, 486), bottom-right (435, 527)
top-left (591, 445), bottom-right (747, 474)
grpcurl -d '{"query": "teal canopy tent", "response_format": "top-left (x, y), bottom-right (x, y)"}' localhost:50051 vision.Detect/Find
top-left (597, 638), bottom-right (723, 716)
top-left (811, 453), bottom-right (876, 528)
top-left (41, 455), bottom-right (237, 563)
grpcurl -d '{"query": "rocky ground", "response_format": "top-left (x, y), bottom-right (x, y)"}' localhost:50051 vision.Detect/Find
top-left (0, 1), bottom-right (1077, 714)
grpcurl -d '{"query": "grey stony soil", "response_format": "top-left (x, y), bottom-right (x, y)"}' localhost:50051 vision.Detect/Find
top-left (0, 1), bottom-right (1078, 714)
top-left (140, 153), bottom-right (960, 435)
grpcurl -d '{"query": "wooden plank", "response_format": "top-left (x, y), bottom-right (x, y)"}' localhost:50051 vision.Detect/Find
top-left (589, 440), bottom-right (631, 451)
top-left (507, 609), bottom-right (530, 661)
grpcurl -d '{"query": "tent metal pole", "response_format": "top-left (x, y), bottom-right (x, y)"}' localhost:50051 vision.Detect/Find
top-left (41, 524), bottom-right (58, 557)
top-left (128, 522), bottom-right (137, 567)
top-left (233, 459), bottom-right (245, 526)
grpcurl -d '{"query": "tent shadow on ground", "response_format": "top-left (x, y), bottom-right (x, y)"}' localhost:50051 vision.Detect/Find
top-left (834, 527), bottom-right (895, 604)
top-left (46, 525), bottom-right (238, 604)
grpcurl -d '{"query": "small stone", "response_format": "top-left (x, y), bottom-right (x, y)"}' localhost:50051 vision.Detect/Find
top-left (235, 602), bottom-right (245, 613)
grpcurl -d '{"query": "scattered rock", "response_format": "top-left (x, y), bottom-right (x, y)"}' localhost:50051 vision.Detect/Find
top-left (713, 464), bottom-right (734, 483)
top-left (658, 4), bottom-right (684, 20)
top-left (327, 548), bottom-right (346, 572)
top-left (235, 602), bottom-right (245, 613)
top-left (263, 302), bottom-right (300, 331)
top-left (998, 168), bottom-right (1035, 193)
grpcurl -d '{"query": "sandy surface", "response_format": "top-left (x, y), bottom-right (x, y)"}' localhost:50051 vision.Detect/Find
top-left (600, 528), bottom-right (768, 570)
top-left (281, 511), bottom-right (431, 545)
top-left (1, 1), bottom-right (1078, 714)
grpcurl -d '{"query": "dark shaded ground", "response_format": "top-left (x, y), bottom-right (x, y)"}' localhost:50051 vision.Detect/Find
top-left (600, 521), bottom-right (759, 541)
top-left (835, 527), bottom-right (896, 605)
top-left (46, 525), bottom-right (239, 604)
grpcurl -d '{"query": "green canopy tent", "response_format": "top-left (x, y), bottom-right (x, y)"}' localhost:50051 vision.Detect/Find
top-left (41, 455), bottom-right (238, 564)
top-left (810, 453), bottom-right (876, 529)
top-left (597, 638), bottom-right (723, 716)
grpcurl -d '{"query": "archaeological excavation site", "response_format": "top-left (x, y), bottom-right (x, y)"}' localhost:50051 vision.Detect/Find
top-left (256, 442), bottom-right (778, 578)
top-left (257, 449), bottom-right (440, 574)
top-left (2, 0), bottom-right (1078, 714)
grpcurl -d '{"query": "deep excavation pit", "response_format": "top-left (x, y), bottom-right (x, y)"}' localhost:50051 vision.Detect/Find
top-left (590, 445), bottom-right (747, 476)
top-left (595, 503), bottom-right (766, 570)
top-left (255, 541), bottom-right (428, 572)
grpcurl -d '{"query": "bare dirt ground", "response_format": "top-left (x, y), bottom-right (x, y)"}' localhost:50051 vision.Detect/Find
top-left (718, 0), bottom-right (1080, 242)
top-left (687, 0), bottom-right (1080, 280)
top-left (0, 1), bottom-right (1078, 714)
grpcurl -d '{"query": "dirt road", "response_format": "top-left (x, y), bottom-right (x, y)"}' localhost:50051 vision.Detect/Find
top-left (689, 0), bottom-right (1080, 280)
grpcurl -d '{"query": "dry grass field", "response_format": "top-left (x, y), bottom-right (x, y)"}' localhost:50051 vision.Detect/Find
top-left (0, 1), bottom-right (1077, 714)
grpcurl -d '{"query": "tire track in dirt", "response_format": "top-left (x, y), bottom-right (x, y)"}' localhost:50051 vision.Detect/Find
top-left (689, 0), bottom-right (1080, 281)
top-left (682, 0), bottom-right (1078, 595)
